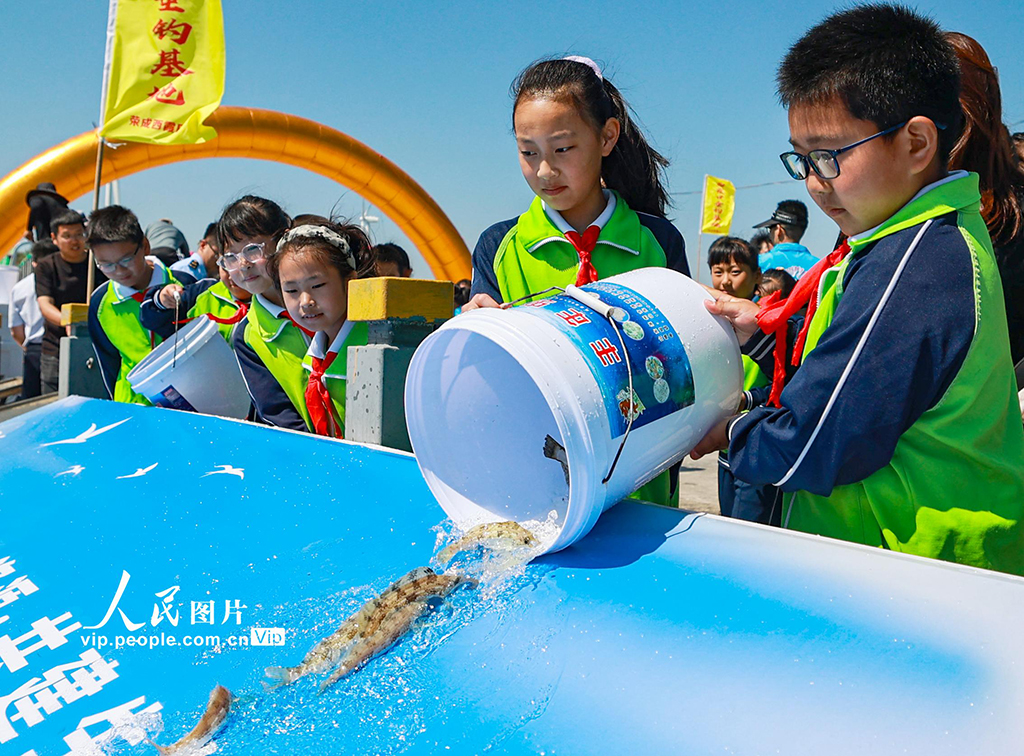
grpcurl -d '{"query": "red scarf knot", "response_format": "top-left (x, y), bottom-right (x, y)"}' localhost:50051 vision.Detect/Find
top-left (305, 351), bottom-right (342, 438)
top-left (754, 240), bottom-right (853, 408)
top-left (207, 301), bottom-right (249, 325)
top-left (564, 224), bottom-right (602, 286)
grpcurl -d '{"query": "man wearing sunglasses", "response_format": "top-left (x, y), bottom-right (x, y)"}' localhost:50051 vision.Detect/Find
top-left (86, 205), bottom-right (195, 405)
top-left (752, 200), bottom-right (819, 280)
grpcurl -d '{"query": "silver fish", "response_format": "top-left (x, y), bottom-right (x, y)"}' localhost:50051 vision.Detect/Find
top-left (437, 520), bottom-right (538, 566)
top-left (150, 684), bottom-right (231, 755)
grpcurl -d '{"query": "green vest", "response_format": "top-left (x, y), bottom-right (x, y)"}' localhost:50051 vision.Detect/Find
top-left (243, 295), bottom-right (311, 426)
top-left (190, 281), bottom-right (245, 341)
top-left (300, 322), bottom-right (370, 436)
top-left (96, 261), bottom-right (182, 405)
top-left (784, 174), bottom-right (1024, 575)
top-left (742, 354), bottom-right (769, 392)
top-left (494, 191), bottom-right (670, 303)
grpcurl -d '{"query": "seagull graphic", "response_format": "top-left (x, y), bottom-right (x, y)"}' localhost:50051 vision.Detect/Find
top-left (40, 418), bottom-right (130, 448)
top-left (116, 462), bottom-right (159, 480)
top-left (202, 465), bottom-right (245, 480)
top-left (56, 465), bottom-right (85, 477)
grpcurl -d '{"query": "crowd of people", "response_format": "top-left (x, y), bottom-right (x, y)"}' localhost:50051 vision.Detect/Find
top-left (6, 4), bottom-right (1024, 576)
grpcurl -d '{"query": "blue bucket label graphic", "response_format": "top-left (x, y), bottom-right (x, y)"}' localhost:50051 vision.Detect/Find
top-left (522, 282), bottom-right (695, 438)
top-left (158, 385), bottom-right (198, 413)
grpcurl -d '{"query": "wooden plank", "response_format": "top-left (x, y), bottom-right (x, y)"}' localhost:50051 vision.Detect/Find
top-left (347, 277), bottom-right (453, 322)
top-left (60, 302), bottom-right (89, 326)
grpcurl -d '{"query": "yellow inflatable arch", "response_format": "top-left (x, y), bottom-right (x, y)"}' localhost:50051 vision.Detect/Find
top-left (0, 106), bottom-right (471, 282)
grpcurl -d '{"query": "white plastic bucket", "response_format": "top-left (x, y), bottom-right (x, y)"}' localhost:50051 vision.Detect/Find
top-left (0, 265), bottom-right (20, 306)
top-left (127, 316), bottom-right (250, 419)
top-left (404, 267), bottom-right (743, 554)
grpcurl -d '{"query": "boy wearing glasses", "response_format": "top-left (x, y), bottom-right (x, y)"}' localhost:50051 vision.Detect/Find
top-left (86, 206), bottom-right (195, 405)
top-left (693, 5), bottom-right (1024, 575)
top-left (35, 210), bottom-right (97, 393)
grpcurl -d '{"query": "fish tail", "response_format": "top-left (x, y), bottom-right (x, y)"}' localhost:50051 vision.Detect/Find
top-left (543, 433), bottom-right (562, 459)
top-left (146, 738), bottom-right (172, 755)
top-left (436, 544), bottom-right (458, 565)
top-left (263, 665), bottom-right (297, 688)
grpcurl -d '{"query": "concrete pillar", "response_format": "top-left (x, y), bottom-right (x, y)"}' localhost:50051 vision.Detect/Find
top-left (345, 277), bottom-right (453, 452)
top-left (59, 303), bottom-right (107, 400)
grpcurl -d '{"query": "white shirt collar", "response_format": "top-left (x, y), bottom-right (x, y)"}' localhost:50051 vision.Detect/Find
top-left (255, 292), bottom-right (287, 318)
top-left (849, 170), bottom-right (969, 244)
top-left (308, 320), bottom-right (355, 360)
top-left (543, 189), bottom-right (615, 235)
top-left (112, 256), bottom-right (165, 302)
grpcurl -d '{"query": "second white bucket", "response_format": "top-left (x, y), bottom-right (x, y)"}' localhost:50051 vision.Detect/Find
top-left (404, 267), bottom-right (743, 554)
top-left (127, 317), bottom-right (250, 419)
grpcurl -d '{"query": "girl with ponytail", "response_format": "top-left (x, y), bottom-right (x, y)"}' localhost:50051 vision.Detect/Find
top-left (465, 56), bottom-right (689, 312)
top-left (464, 56), bottom-right (690, 508)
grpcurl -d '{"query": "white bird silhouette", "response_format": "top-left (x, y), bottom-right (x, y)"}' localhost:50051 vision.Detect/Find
top-left (40, 418), bottom-right (130, 448)
top-left (56, 465), bottom-right (85, 477)
top-left (116, 462), bottom-right (159, 480)
top-left (202, 465), bottom-right (244, 480)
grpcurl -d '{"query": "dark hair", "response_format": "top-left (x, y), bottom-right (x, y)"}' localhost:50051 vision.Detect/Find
top-left (87, 205), bottom-right (143, 247)
top-left (50, 209), bottom-right (86, 236)
top-left (777, 4), bottom-right (962, 163)
top-left (372, 242), bottom-right (411, 273)
top-left (759, 268), bottom-right (797, 300)
top-left (750, 228), bottom-right (774, 252)
top-left (216, 195), bottom-right (291, 251)
top-left (31, 239), bottom-right (58, 262)
top-left (945, 32), bottom-right (1024, 248)
top-left (512, 57), bottom-right (670, 217)
top-left (266, 215), bottom-right (376, 286)
top-left (454, 278), bottom-right (472, 308)
top-left (708, 236), bottom-right (759, 271)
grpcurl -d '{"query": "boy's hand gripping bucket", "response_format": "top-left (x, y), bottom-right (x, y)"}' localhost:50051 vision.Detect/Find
top-left (404, 268), bottom-right (743, 554)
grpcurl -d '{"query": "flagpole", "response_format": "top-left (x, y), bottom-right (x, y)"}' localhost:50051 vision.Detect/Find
top-left (88, 0), bottom-right (119, 297)
top-left (695, 175), bottom-right (708, 286)
top-left (86, 136), bottom-right (104, 296)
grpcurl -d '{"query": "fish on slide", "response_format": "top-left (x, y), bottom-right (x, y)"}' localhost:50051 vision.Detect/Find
top-left (437, 521), bottom-right (538, 566)
top-left (149, 684), bottom-right (231, 755)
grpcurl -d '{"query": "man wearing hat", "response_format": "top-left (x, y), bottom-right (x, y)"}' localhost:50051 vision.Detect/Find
top-left (753, 200), bottom-right (819, 279)
top-left (144, 219), bottom-right (190, 267)
top-left (25, 182), bottom-right (69, 243)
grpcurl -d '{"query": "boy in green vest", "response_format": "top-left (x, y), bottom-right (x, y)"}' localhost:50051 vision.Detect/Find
top-left (87, 206), bottom-right (194, 405)
top-left (692, 5), bottom-right (1024, 575)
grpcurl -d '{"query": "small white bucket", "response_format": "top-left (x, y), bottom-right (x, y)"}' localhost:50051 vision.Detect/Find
top-left (404, 268), bottom-right (743, 554)
top-left (127, 317), bottom-right (250, 419)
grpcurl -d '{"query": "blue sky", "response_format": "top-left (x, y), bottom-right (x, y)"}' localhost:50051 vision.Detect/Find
top-left (1, 0), bottom-right (1020, 280)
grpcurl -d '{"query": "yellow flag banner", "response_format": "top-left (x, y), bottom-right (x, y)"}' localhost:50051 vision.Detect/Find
top-left (700, 175), bottom-right (736, 235)
top-left (100, 0), bottom-right (225, 145)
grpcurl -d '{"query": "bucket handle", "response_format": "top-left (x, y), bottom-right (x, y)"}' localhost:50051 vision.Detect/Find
top-left (502, 285), bottom-right (637, 487)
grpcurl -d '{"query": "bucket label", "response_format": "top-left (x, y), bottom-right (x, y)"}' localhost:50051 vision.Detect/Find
top-left (158, 385), bottom-right (198, 413)
top-left (523, 282), bottom-right (695, 437)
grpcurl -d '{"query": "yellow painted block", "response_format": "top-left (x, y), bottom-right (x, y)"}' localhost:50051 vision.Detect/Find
top-left (348, 277), bottom-right (454, 322)
top-left (60, 303), bottom-right (89, 326)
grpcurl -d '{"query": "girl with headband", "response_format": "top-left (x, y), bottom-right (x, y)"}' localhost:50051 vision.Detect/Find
top-left (266, 217), bottom-right (375, 438)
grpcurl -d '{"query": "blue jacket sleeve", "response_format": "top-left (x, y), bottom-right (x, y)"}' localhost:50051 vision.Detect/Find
top-left (728, 216), bottom-right (975, 494)
top-left (140, 277), bottom-right (218, 339)
top-left (231, 321), bottom-right (308, 432)
top-left (469, 219), bottom-right (516, 303)
top-left (637, 213), bottom-right (690, 278)
top-left (87, 284), bottom-right (119, 400)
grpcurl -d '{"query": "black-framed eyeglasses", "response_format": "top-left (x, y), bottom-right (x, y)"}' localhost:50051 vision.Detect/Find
top-left (780, 122), bottom-right (910, 180)
top-left (218, 241), bottom-right (266, 271)
top-left (95, 243), bottom-right (141, 274)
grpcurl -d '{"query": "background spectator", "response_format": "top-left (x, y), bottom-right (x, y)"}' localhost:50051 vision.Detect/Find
top-left (1012, 132), bottom-right (1024, 164)
top-left (145, 219), bottom-right (190, 267)
top-left (8, 240), bottom-right (57, 398)
top-left (946, 32), bottom-right (1024, 370)
top-left (25, 182), bottom-right (69, 243)
top-left (752, 199), bottom-right (819, 278)
top-left (454, 278), bottom-right (471, 313)
top-left (750, 228), bottom-right (773, 255)
top-left (171, 221), bottom-right (220, 281)
top-left (372, 242), bottom-right (413, 277)
top-left (757, 268), bottom-right (797, 301)
top-left (35, 210), bottom-right (103, 393)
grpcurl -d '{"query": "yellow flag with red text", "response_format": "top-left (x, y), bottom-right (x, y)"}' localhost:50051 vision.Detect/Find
top-left (700, 175), bottom-right (736, 235)
top-left (100, 0), bottom-right (225, 144)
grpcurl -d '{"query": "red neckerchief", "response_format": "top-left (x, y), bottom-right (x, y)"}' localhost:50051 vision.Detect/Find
top-left (305, 349), bottom-right (342, 437)
top-left (563, 225), bottom-right (602, 286)
top-left (281, 310), bottom-right (315, 338)
top-left (206, 301), bottom-right (249, 325)
top-left (754, 240), bottom-right (853, 407)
